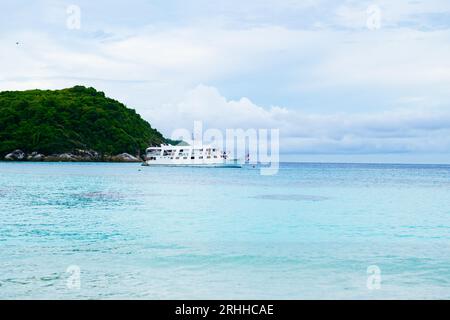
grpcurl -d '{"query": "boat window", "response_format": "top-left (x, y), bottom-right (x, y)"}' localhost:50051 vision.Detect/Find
top-left (199, 156), bottom-right (203, 159)
top-left (191, 156), bottom-right (195, 159)
top-left (147, 149), bottom-right (161, 156)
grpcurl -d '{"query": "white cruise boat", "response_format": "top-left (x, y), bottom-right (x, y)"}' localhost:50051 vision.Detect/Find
top-left (143, 144), bottom-right (242, 168)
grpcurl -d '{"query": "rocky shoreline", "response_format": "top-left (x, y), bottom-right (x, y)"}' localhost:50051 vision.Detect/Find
top-left (3, 149), bottom-right (143, 163)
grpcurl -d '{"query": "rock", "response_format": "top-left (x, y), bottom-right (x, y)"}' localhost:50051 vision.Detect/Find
top-left (58, 153), bottom-right (77, 161)
top-left (27, 152), bottom-right (37, 160)
top-left (27, 152), bottom-right (45, 161)
top-left (44, 150), bottom-right (99, 162)
top-left (44, 153), bottom-right (76, 162)
top-left (111, 153), bottom-right (141, 162)
top-left (3, 149), bottom-right (141, 162)
top-left (72, 149), bottom-right (100, 161)
top-left (5, 149), bottom-right (26, 161)
top-left (42, 155), bottom-right (59, 162)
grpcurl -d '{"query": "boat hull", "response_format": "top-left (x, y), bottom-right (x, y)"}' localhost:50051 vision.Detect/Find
top-left (142, 163), bottom-right (242, 168)
top-left (143, 158), bottom-right (242, 168)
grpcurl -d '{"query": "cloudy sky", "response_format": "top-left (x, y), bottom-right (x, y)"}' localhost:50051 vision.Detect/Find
top-left (2, 0), bottom-right (450, 163)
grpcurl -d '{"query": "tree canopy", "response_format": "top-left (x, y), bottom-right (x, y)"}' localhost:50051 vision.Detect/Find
top-left (0, 86), bottom-right (166, 157)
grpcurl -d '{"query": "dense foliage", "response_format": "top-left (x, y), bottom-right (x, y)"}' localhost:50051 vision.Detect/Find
top-left (0, 86), bottom-right (166, 157)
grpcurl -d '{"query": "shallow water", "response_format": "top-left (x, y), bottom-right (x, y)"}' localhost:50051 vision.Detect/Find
top-left (1, 162), bottom-right (450, 299)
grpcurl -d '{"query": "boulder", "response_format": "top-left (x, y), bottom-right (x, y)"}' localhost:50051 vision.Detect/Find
top-left (42, 155), bottom-right (59, 162)
top-left (58, 153), bottom-right (77, 161)
top-left (111, 153), bottom-right (141, 162)
top-left (4, 149), bottom-right (26, 161)
top-left (43, 150), bottom-right (100, 162)
top-left (72, 149), bottom-right (100, 161)
top-left (44, 153), bottom-right (77, 162)
top-left (27, 152), bottom-right (45, 161)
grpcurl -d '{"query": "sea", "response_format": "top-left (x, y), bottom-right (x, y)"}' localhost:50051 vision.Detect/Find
top-left (1, 162), bottom-right (450, 299)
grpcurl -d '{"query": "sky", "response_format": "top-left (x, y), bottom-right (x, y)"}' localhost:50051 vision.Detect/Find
top-left (1, 0), bottom-right (450, 163)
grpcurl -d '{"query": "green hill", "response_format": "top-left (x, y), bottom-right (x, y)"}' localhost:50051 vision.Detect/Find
top-left (0, 86), bottom-right (166, 157)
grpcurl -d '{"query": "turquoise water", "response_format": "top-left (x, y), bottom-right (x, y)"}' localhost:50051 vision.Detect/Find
top-left (1, 162), bottom-right (450, 299)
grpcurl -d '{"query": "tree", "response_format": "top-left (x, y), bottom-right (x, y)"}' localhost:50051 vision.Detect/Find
top-left (0, 86), bottom-right (167, 156)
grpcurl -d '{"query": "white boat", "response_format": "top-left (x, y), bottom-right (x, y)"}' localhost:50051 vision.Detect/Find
top-left (143, 144), bottom-right (242, 168)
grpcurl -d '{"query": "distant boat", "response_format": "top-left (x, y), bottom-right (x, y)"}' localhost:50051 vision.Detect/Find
top-left (143, 144), bottom-right (242, 168)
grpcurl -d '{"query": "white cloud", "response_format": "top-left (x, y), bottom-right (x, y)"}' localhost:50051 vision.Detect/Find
top-left (311, 29), bottom-right (450, 89)
top-left (146, 84), bottom-right (450, 154)
top-left (2, 1), bottom-right (450, 158)
top-left (6, 25), bottom-right (450, 91)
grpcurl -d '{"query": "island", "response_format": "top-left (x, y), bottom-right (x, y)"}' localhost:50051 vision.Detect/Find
top-left (0, 86), bottom-right (172, 162)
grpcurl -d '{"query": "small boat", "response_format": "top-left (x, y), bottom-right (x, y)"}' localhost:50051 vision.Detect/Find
top-left (143, 144), bottom-right (242, 168)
